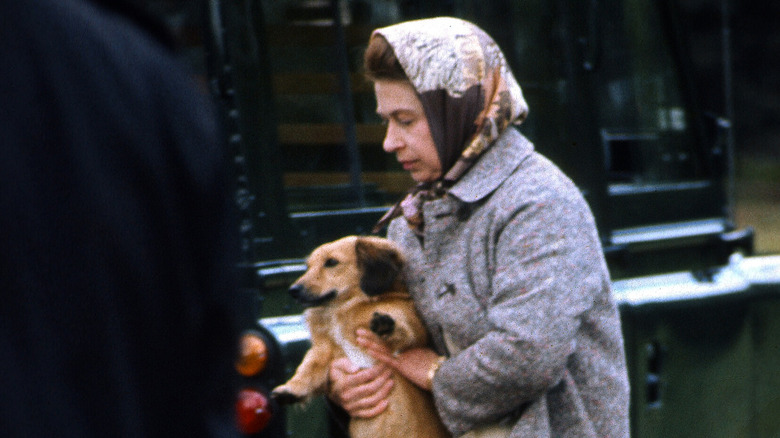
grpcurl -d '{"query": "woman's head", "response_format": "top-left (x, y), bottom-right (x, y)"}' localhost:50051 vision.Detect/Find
top-left (365, 36), bottom-right (441, 183)
top-left (364, 35), bottom-right (440, 183)
top-left (365, 17), bottom-right (528, 185)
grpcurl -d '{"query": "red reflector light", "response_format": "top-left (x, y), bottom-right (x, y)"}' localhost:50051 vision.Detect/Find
top-left (236, 332), bottom-right (268, 377)
top-left (236, 389), bottom-right (272, 434)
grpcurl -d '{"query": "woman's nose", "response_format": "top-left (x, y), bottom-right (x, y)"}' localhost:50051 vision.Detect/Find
top-left (382, 123), bottom-right (403, 153)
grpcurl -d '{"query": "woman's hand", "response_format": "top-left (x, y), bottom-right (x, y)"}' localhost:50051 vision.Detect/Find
top-left (328, 357), bottom-right (394, 418)
top-left (356, 328), bottom-right (443, 391)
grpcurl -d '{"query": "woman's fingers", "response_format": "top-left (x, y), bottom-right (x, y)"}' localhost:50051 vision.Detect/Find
top-left (340, 366), bottom-right (392, 404)
top-left (354, 331), bottom-right (443, 391)
top-left (342, 373), bottom-right (394, 418)
top-left (328, 358), bottom-right (394, 418)
top-left (329, 330), bottom-right (445, 417)
top-left (330, 356), bottom-right (361, 377)
top-left (356, 328), bottom-right (399, 365)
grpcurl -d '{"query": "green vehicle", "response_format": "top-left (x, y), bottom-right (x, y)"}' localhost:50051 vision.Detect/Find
top-left (153, 0), bottom-right (780, 436)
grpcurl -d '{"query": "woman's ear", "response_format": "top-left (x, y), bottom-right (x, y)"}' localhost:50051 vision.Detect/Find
top-left (355, 237), bottom-right (404, 296)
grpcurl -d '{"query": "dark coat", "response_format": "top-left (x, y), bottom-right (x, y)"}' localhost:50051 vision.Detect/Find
top-left (388, 129), bottom-right (630, 437)
top-left (0, 0), bottom-right (239, 436)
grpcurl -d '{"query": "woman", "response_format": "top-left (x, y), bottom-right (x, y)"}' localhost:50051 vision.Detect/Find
top-left (329, 17), bottom-right (630, 437)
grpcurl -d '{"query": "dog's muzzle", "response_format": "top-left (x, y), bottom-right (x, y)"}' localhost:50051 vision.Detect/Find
top-left (288, 284), bottom-right (337, 308)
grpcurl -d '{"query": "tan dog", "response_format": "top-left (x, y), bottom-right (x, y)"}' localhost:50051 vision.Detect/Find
top-left (271, 236), bottom-right (449, 438)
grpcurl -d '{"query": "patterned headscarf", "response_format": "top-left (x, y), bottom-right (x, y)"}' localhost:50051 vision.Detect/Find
top-left (371, 17), bottom-right (529, 235)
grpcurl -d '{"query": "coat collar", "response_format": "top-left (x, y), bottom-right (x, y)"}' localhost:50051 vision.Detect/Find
top-left (447, 128), bottom-right (534, 203)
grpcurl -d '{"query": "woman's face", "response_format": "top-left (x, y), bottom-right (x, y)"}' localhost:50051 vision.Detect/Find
top-left (374, 80), bottom-right (442, 183)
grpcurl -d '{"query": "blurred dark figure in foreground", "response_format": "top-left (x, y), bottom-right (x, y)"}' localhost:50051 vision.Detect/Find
top-left (0, 0), bottom-right (240, 436)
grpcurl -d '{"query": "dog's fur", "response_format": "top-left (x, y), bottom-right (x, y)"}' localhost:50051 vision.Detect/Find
top-left (271, 236), bottom-right (449, 438)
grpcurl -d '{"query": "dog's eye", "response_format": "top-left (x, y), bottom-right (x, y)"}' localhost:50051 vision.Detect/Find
top-left (324, 258), bottom-right (339, 268)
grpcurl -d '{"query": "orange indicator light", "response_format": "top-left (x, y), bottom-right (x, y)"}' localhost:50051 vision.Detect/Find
top-left (236, 332), bottom-right (268, 377)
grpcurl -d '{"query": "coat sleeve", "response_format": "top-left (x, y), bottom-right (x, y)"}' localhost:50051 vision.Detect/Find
top-left (430, 169), bottom-right (610, 435)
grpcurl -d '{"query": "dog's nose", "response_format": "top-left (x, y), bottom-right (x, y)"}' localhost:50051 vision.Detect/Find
top-left (288, 284), bottom-right (303, 299)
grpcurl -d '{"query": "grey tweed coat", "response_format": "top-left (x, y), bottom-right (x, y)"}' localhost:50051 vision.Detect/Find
top-left (387, 128), bottom-right (630, 438)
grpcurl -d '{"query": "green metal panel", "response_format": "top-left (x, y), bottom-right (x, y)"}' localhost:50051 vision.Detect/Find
top-left (615, 256), bottom-right (780, 438)
top-left (738, 256), bottom-right (780, 437)
top-left (615, 267), bottom-right (753, 437)
top-left (255, 262), bottom-right (308, 317)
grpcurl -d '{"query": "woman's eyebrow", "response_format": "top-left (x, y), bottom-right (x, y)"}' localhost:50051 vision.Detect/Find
top-left (376, 108), bottom-right (414, 118)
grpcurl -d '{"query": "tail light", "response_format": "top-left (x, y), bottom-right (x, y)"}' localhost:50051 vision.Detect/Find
top-left (235, 388), bottom-right (272, 434)
top-left (234, 331), bottom-right (273, 434)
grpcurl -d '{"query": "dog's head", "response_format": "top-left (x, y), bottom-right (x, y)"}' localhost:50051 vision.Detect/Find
top-left (288, 236), bottom-right (406, 308)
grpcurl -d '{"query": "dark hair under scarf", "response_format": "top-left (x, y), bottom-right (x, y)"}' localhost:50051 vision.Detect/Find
top-left (371, 17), bottom-right (529, 235)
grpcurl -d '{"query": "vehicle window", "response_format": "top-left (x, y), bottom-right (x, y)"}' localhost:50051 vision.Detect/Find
top-left (260, 1), bottom-right (412, 212)
top-left (597, 0), bottom-right (703, 188)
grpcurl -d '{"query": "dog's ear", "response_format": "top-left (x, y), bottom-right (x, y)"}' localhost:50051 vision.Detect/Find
top-left (356, 237), bottom-right (404, 296)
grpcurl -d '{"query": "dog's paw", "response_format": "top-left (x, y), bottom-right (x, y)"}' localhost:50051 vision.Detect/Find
top-left (271, 387), bottom-right (304, 405)
top-left (370, 312), bottom-right (395, 337)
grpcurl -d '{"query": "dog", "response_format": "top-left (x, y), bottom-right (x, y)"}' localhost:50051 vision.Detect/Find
top-left (271, 235), bottom-right (450, 438)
